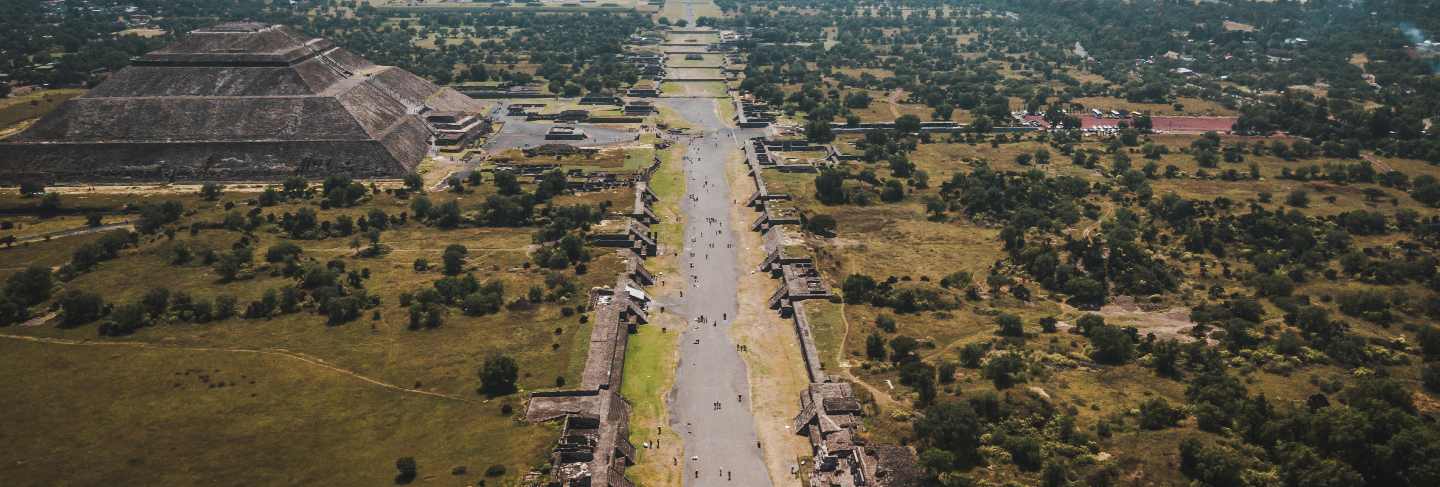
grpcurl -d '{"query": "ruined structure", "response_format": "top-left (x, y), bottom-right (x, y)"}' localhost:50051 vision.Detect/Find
top-left (0, 22), bottom-right (484, 182)
top-left (525, 158), bottom-right (662, 487)
top-left (741, 136), bottom-right (920, 487)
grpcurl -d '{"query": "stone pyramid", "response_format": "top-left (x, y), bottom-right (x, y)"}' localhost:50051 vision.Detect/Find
top-left (0, 22), bottom-right (483, 182)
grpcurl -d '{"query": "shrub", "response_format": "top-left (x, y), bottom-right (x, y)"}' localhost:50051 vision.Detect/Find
top-left (805, 214), bottom-right (838, 236)
top-left (876, 314), bottom-right (897, 332)
top-left (58, 290), bottom-right (104, 327)
top-left (479, 355), bottom-right (519, 396)
top-left (1138, 397), bottom-right (1184, 430)
top-left (983, 352), bottom-right (1027, 389)
top-left (4, 266), bottom-right (53, 306)
top-left (1423, 363), bottom-right (1440, 394)
top-left (996, 313), bottom-right (1024, 337)
top-left (1088, 326), bottom-right (1135, 365)
top-left (395, 457), bottom-right (417, 484)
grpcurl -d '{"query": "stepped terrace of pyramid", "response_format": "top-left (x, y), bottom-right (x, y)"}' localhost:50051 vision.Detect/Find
top-left (0, 22), bottom-right (484, 182)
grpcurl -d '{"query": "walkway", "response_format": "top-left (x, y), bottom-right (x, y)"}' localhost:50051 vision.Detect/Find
top-left (661, 96), bottom-right (771, 486)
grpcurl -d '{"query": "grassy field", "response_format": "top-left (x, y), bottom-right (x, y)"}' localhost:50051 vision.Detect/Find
top-left (0, 88), bottom-right (86, 135)
top-left (658, 0), bottom-right (722, 22)
top-left (0, 180), bottom-right (636, 484)
top-left (619, 321), bottom-right (683, 487)
top-left (0, 338), bottom-right (555, 486)
top-left (660, 81), bottom-right (728, 98)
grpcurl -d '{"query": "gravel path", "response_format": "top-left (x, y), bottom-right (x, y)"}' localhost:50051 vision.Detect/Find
top-left (661, 97), bottom-right (773, 487)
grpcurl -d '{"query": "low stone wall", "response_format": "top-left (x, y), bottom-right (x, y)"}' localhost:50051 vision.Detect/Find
top-left (525, 156), bottom-right (662, 487)
top-left (737, 133), bottom-right (920, 487)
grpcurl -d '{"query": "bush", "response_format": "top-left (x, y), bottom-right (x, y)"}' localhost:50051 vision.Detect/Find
top-left (983, 352), bottom-right (1027, 389)
top-left (876, 314), bottom-right (897, 332)
top-left (484, 464), bottom-right (507, 477)
top-left (1424, 363), bottom-right (1440, 393)
top-left (1039, 316), bottom-right (1058, 333)
top-left (4, 265), bottom-right (53, 306)
top-left (265, 242), bottom-right (303, 263)
top-left (959, 342), bottom-right (988, 368)
top-left (442, 244), bottom-right (468, 275)
top-left (395, 457), bottom-right (417, 484)
top-left (58, 290), bottom-right (104, 327)
top-left (996, 313), bottom-right (1024, 337)
top-left (479, 355), bottom-right (519, 396)
top-left (1138, 397), bottom-right (1183, 430)
top-left (804, 214), bottom-right (838, 236)
top-left (1088, 326), bottom-right (1135, 365)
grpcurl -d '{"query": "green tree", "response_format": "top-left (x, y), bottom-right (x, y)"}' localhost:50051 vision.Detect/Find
top-left (1088, 326), bottom-right (1135, 364)
top-left (58, 290), bottom-right (104, 327)
top-left (914, 401), bottom-right (983, 466)
top-left (479, 355), bottom-right (519, 396)
top-left (442, 244), bottom-right (468, 275)
top-left (1138, 397), bottom-right (1183, 429)
top-left (494, 170), bottom-right (522, 196)
top-left (866, 332), bottom-right (887, 360)
top-left (983, 352), bottom-right (1027, 389)
top-left (4, 266), bottom-right (53, 306)
top-left (890, 335), bottom-right (920, 362)
top-left (996, 313), bottom-right (1024, 337)
top-left (395, 456), bottom-right (418, 484)
top-left (403, 173), bottom-right (424, 193)
top-left (199, 182), bottom-right (223, 201)
top-left (895, 114), bottom-right (922, 133)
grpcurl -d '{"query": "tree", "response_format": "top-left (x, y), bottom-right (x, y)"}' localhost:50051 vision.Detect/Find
top-left (890, 335), bottom-right (920, 362)
top-left (876, 314), bottom-right (897, 333)
top-left (815, 170), bottom-right (848, 205)
top-left (842, 274), bottom-right (877, 303)
top-left (1088, 326), bottom-right (1135, 364)
top-left (806, 119), bottom-right (834, 143)
top-left (983, 352), bottom-right (1027, 389)
top-left (996, 313), bottom-right (1024, 337)
top-left (866, 332), bottom-right (886, 360)
top-left (1066, 276), bottom-right (1106, 308)
top-left (880, 179), bottom-right (905, 202)
top-left (403, 173), bottom-right (424, 193)
top-left (1138, 397), bottom-right (1183, 429)
top-left (895, 114), bottom-right (922, 133)
top-left (535, 170), bottom-right (568, 201)
top-left (265, 242), bottom-right (303, 263)
top-left (18, 181), bottom-right (43, 196)
top-left (915, 401), bottom-right (983, 466)
top-left (804, 214), bottom-right (837, 237)
top-left (5, 266), bottom-right (53, 306)
top-left (410, 195), bottom-right (433, 221)
top-left (442, 244), bottom-right (468, 275)
top-left (58, 290), bottom-right (104, 327)
top-left (919, 448), bottom-right (955, 476)
top-left (1286, 189), bottom-right (1310, 208)
top-left (214, 249), bottom-right (250, 282)
top-left (479, 355), bottom-right (519, 396)
top-left (395, 457), bottom-right (418, 484)
top-left (494, 170), bottom-right (522, 196)
top-left (199, 182), bottom-right (223, 201)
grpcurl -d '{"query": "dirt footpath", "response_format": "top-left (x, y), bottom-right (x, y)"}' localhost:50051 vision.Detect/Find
top-left (725, 148), bottom-right (812, 485)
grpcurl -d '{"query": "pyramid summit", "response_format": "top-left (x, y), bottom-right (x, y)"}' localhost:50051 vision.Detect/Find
top-left (0, 22), bottom-right (485, 182)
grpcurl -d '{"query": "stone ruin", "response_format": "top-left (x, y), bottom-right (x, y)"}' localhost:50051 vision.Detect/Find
top-left (0, 22), bottom-right (485, 182)
top-left (740, 134), bottom-right (921, 487)
top-left (524, 173), bottom-right (660, 487)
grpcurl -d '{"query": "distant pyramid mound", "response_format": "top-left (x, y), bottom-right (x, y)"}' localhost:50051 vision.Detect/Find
top-left (0, 22), bottom-right (484, 182)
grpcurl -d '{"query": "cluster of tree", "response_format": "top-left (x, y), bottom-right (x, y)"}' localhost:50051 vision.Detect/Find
top-left (814, 167), bottom-right (909, 206)
top-left (843, 273), bottom-right (962, 314)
